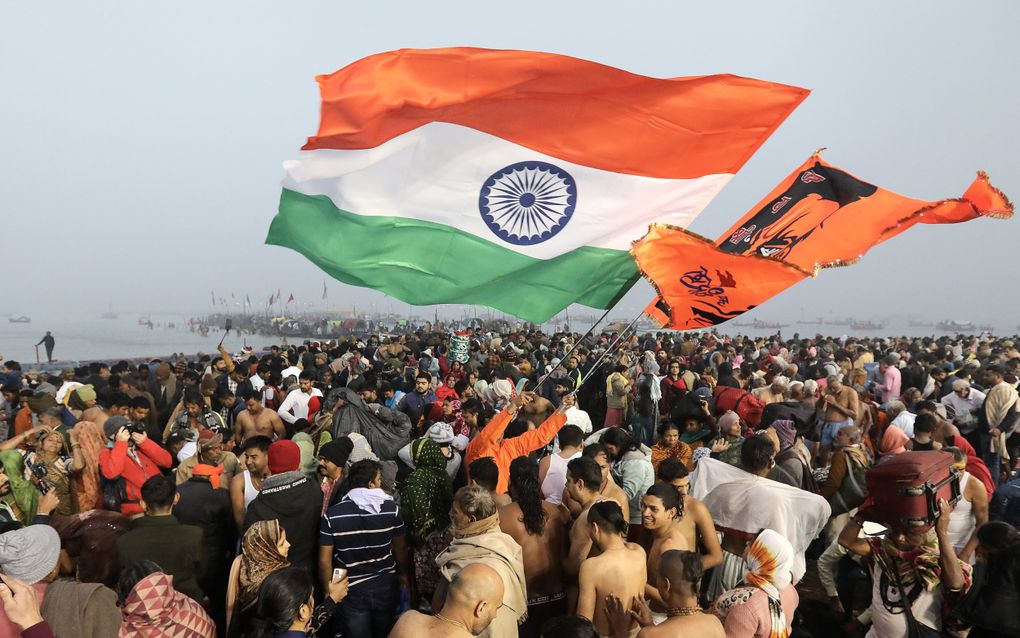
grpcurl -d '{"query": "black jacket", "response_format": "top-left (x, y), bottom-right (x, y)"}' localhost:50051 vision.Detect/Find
top-left (175, 478), bottom-right (236, 559)
top-left (244, 471), bottom-right (323, 575)
top-left (117, 515), bottom-right (204, 601)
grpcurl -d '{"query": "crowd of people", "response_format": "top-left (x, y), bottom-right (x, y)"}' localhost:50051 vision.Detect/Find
top-left (0, 326), bottom-right (1018, 638)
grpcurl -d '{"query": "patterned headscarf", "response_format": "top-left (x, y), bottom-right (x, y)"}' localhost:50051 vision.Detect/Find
top-left (714, 529), bottom-right (795, 638)
top-left (399, 438), bottom-right (452, 548)
top-left (237, 520), bottom-right (290, 613)
top-left (771, 420), bottom-right (797, 451)
top-left (873, 528), bottom-right (971, 595)
top-left (120, 571), bottom-right (216, 638)
top-left (0, 450), bottom-right (39, 523)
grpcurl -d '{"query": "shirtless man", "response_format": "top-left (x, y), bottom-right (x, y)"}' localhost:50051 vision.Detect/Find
top-left (640, 484), bottom-right (691, 619)
top-left (820, 373), bottom-right (859, 465)
top-left (234, 395), bottom-right (285, 445)
top-left (499, 457), bottom-right (570, 638)
top-left (577, 501), bottom-right (647, 638)
top-left (607, 550), bottom-right (724, 638)
top-left (915, 400), bottom-right (962, 447)
top-left (469, 457), bottom-right (512, 507)
top-left (563, 444), bottom-right (629, 522)
top-left (564, 456), bottom-right (607, 580)
top-left (520, 393), bottom-right (554, 425)
top-left (655, 459), bottom-right (723, 569)
top-left (229, 435), bottom-right (271, 530)
top-left (390, 563), bottom-right (504, 638)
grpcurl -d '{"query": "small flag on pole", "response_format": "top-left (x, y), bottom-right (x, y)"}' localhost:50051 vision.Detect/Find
top-left (634, 225), bottom-right (812, 330)
top-left (287, 293), bottom-right (295, 304)
top-left (716, 153), bottom-right (1013, 270)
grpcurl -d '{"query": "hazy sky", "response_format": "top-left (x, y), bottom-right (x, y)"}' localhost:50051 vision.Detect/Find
top-left (3, 1), bottom-right (1018, 324)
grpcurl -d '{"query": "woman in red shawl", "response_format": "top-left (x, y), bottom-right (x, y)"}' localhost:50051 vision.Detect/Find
top-left (434, 373), bottom-right (460, 404)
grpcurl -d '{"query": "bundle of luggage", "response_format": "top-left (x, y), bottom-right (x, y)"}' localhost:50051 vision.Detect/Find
top-left (865, 450), bottom-right (961, 529)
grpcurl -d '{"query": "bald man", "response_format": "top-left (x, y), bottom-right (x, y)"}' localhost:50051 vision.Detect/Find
top-left (390, 564), bottom-right (505, 638)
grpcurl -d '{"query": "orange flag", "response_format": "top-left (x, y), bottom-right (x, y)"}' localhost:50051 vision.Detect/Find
top-left (634, 225), bottom-right (814, 329)
top-left (716, 153), bottom-right (1013, 270)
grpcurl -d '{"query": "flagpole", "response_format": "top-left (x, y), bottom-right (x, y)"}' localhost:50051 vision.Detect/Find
top-left (533, 305), bottom-right (616, 390)
top-left (574, 310), bottom-right (645, 389)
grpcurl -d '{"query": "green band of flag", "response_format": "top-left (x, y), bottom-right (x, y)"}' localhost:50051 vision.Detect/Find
top-left (266, 189), bottom-right (640, 322)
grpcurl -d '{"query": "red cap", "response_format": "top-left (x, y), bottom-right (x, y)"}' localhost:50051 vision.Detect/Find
top-left (268, 440), bottom-right (301, 474)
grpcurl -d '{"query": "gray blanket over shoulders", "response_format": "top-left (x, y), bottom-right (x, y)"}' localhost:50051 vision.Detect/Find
top-left (330, 387), bottom-right (412, 461)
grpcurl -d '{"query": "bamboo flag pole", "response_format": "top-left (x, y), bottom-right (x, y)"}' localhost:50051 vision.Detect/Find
top-left (532, 305), bottom-right (623, 390)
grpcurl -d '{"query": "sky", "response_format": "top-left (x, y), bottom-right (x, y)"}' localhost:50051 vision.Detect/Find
top-left (2, 1), bottom-right (1018, 325)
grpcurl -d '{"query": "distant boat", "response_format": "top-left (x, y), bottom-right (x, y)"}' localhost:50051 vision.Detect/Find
top-left (851, 320), bottom-right (887, 330)
top-left (978, 324), bottom-right (994, 332)
top-left (752, 319), bottom-right (787, 330)
top-left (826, 318), bottom-right (851, 326)
top-left (101, 311), bottom-right (118, 320)
top-left (936, 320), bottom-right (976, 332)
top-left (8, 315), bottom-right (30, 324)
top-left (908, 320), bottom-right (934, 327)
top-left (797, 317), bottom-right (824, 325)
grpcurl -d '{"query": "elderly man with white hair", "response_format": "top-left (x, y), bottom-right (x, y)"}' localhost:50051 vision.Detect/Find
top-left (940, 379), bottom-right (986, 434)
top-left (752, 375), bottom-right (789, 405)
top-left (884, 400), bottom-right (917, 438)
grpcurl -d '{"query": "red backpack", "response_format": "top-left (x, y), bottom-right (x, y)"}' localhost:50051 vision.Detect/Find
top-left (712, 386), bottom-right (765, 429)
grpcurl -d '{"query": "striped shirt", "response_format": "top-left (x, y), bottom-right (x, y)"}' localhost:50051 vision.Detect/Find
top-left (319, 496), bottom-right (405, 588)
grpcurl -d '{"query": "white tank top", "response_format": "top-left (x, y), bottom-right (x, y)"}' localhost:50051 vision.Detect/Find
top-left (542, 451), bottom-right (580, 505)
top-left (243, 470), bottom-right (260, 510)
top-left (946, 471), bottom-right (975, 556)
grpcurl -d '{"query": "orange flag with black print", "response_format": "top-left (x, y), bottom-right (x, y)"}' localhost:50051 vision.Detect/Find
top-left (716, 152), bottom-right (1013, 270)
top-left (634, 225), bottom-right (814, 329)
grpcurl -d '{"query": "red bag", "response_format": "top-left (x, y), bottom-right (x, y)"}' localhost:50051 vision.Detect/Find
top-left (864, 451), bottom-right (961, 529)
top-left (713, 386), bottom-right (765, 429)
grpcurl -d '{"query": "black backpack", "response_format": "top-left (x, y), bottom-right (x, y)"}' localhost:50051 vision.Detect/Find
top-left (99, 468), bottom-right (134, 512)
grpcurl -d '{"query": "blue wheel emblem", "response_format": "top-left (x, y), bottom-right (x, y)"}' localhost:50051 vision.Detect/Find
top-left (479, 161), bottom-right (577, 245)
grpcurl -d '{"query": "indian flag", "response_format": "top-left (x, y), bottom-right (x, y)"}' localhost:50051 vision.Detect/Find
top-left (266, 47), bottom-right (808, 323)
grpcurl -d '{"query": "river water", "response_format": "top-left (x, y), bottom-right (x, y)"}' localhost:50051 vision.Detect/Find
top-left (0, 313), bottom-right (251, 365)
top-left (0, 312), bottom-right (1012, 368)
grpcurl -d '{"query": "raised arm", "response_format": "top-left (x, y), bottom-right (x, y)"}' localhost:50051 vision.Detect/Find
top-left (934, 499), bottom-right (966, 591)
top-left (837, 513), bottom-right (871, 558)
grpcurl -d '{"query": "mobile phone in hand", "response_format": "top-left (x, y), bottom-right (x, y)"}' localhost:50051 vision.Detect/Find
top-left (332, 567), bottom-right (347, 582)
